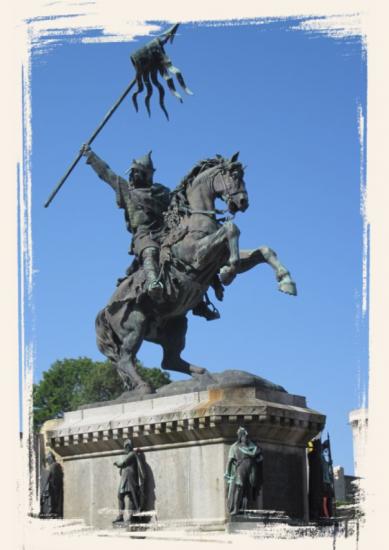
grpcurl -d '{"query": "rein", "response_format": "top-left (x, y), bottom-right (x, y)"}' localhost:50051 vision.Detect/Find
top-left (180, 205), bottom-right (235, 224)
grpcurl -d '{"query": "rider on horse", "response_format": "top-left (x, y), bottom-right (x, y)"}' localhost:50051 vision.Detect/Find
top-left (81, 145), bottom-right (220, 319)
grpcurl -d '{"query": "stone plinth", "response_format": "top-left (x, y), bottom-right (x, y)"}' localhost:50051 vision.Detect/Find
top-left (42, 374), bottom-right (325, 529)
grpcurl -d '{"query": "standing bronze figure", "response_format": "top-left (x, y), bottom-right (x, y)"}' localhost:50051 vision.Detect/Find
top-left (39, 451), bottom-right (64, 519)
top-left (225, 427), bottom-right (263, 516)
top-left (113, 440), bottom-right (146, 524)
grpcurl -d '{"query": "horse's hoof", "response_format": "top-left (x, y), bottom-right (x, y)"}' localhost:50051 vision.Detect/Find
top-left (189, 365), bottom-right (206, 375)
top-left (279, 279), bottom-right (297, 296)
top-left (219, 266), bottom-right (236, 286)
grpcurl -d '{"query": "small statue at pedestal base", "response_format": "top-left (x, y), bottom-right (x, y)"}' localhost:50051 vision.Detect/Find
top-left (112, 439), bottom-right (146, 525)
top-left (39, 451), bottom-right (64, 519)
top-left (225, 427), bottom-right (263, 516)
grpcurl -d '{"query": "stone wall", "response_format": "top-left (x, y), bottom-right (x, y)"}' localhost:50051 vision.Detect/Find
top-left (63, 440), bottom-right (227, 528)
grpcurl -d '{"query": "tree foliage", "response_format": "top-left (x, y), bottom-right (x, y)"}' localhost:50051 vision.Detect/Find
top-left (33, 357), bottom-right (170, 431)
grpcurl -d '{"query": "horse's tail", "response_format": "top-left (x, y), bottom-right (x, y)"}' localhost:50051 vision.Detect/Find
top-left (95, 308), bottom-right (121, 364)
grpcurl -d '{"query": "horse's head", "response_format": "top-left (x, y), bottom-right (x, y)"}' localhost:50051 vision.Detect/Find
top-left (174, 153), bottom-right (249, 217)
top-left (211, 152), bottom-right (249, 214)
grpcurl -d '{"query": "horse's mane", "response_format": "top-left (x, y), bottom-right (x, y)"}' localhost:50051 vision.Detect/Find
top-left (178, 156), bottom-right (226, 188)
top-left (170, 155), bottom-right (237, 210)
top-left (163, 155), bottom-right (243, 231)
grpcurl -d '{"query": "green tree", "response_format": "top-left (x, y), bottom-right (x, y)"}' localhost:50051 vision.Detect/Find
top-left (33, 357), bottom-right (170, 431)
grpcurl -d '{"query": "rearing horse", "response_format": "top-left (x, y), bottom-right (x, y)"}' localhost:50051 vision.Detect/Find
top-left (95, 153), bottom-right (297, 393)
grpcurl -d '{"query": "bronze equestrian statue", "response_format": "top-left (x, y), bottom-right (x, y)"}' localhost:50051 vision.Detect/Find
top-left (82, 148), bottom-right (297, 393)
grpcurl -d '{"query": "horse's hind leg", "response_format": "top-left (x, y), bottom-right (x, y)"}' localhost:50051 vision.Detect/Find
top-left (236, 247), bottom-right (297, 296)
top-left (159, 316), bottom-right (206, 376)
top-left (96, 308), bottom-right (120, 364)
top-left (117, 309), bottom-right (153, 393)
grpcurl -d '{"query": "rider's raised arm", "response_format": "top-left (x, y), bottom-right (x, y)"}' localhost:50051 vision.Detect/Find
top-left (81, 144), bottom-right (120, 192)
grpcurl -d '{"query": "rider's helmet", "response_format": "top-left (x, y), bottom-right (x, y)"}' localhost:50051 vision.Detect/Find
top-left (127, 151), bottom-right (155, 187)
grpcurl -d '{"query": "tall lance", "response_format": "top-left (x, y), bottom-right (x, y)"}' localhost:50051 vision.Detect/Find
top-left (44, 23), bottom-right (192, 208)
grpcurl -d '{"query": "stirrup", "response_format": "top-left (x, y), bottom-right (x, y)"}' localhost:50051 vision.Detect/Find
top-left (202, 304), bottom-right (220, 321)
top-left (193, 301), bottom-right (220, 321)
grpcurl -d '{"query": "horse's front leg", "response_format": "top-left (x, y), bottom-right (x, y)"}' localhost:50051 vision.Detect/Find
top-left (238, 247), bottom-right (297, 296)
top-left (195, 221), bottom-right (241, 285)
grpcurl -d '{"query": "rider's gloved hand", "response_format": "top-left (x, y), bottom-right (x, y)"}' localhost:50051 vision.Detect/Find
top-left (80, 143), bottom-right (91, 157)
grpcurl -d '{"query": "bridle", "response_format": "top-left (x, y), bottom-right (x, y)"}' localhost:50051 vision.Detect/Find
top-left (183, 168), bottom-right (242, 222)
top-left (211, 169), bottom-right (245, 205)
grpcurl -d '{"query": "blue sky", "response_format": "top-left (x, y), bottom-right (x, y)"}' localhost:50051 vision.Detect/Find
top-left (28, 19), bottom-right (367, 474)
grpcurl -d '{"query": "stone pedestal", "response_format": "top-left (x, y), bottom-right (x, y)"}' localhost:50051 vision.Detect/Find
top-left (42, 372), bottom-right (325, 529)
